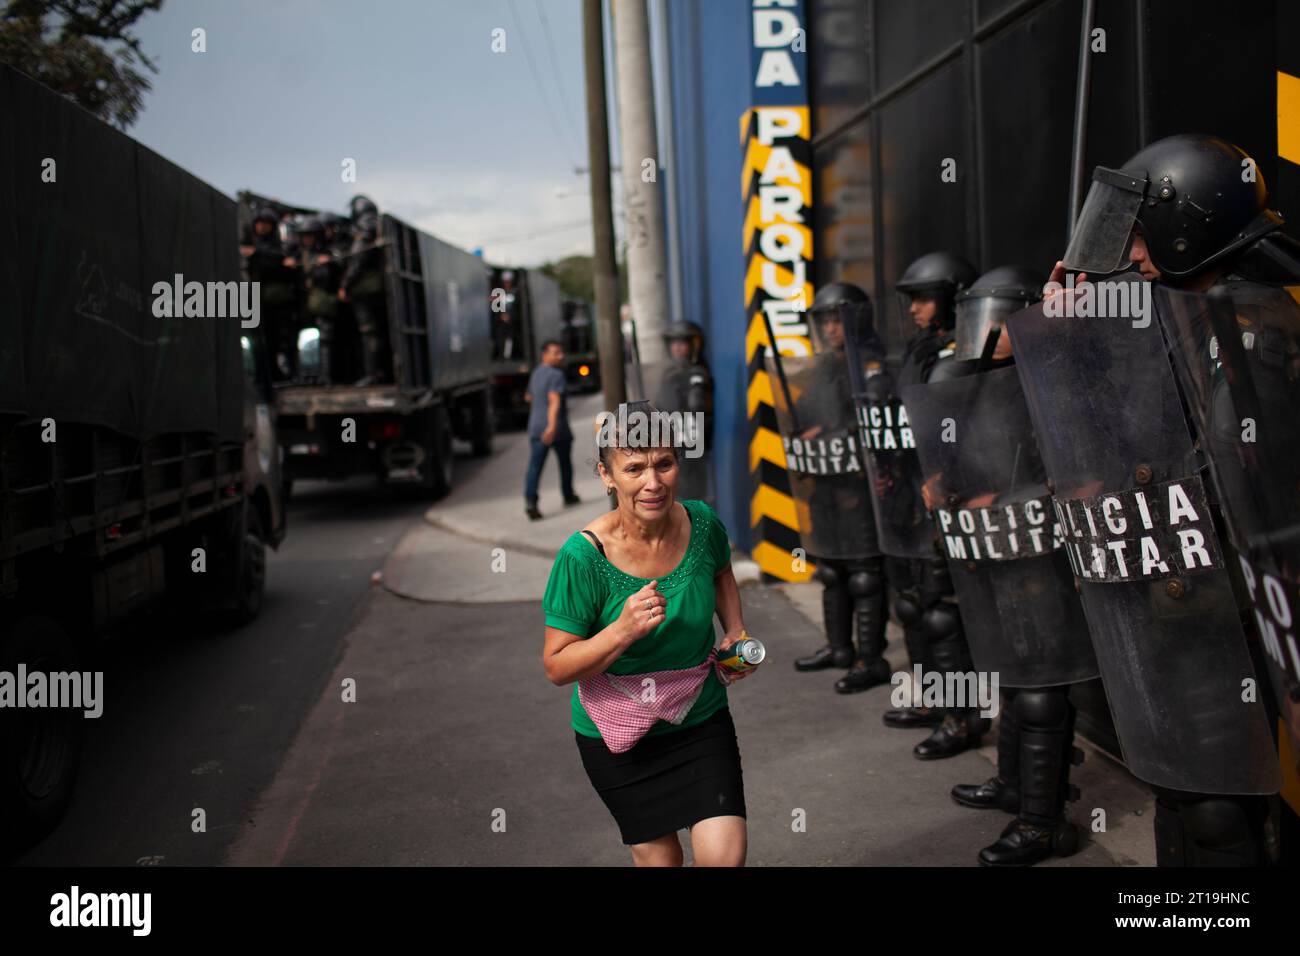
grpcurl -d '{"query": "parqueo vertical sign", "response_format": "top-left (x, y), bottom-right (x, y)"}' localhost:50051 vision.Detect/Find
top-left (742, 0), bottom-right (813, 581)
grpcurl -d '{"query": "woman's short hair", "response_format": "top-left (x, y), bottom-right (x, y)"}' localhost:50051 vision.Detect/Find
top-left (594, 401), bottom-right (682, 494)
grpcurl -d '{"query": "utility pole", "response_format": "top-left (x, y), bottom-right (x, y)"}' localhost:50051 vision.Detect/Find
top-left (583, 0), bottom-right (625, 408)
top-left (612, 0), bottom-right (670, 369)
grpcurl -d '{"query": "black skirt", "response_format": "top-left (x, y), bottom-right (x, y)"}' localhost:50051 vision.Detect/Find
top-left (575, 706), bottom-right (746, 845)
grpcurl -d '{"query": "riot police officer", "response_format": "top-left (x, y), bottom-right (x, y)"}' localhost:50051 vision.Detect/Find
top-left (854, 252), bottom-right (989, 756)
top-left (294, 215), bottom-right (341, 384)
top-left (906, 265), bottom-right (1097, 865)
top-left (340, 195), bottom-right (387, 385)
top-left (240, 204), bottom-right (300, 381)
top-left (775, 283), bottom-right (891, 692)
top-left (653, 321), bottom-right (713, 502)
top-left (1013, 134), bottom-right (1285, 865)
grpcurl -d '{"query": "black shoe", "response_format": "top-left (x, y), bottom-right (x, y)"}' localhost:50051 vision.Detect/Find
top-left (526, 506), bottom-right (543, 521)
top-left (883, 707), bottom-right (944, 729)
top-left (793, 644), bottom-right (854, 671)
top-left (834, 658), bottom-right (892, 694)
top-left (951, 776), bottom-right (1020, 812)
top-left (978, 817), bottom-right (1078, 867)
top-left (563, 495), bottom-right (582, 507)
top-left (913, 714), bottom-right (990, 760)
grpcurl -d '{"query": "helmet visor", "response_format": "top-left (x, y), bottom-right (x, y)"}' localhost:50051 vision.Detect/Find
top-left (954, 296), bottom-right (1015, 361)
top-left (1063, 167), bottom-right (1147, 275)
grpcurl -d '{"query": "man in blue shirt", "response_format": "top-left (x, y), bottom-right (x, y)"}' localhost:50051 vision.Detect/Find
top-left (524, 340), bottom-right (580, 520)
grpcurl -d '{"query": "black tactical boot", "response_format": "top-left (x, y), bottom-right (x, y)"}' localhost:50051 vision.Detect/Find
top-left (835, 563), bottom-right (891, 693)
top-left (912, 601), bottom-right (987, 758)
top-left (883, 612), bottom-right (941, 724)
top-left (953, 690), bottom-right (1020, 810)
top-left (913, 710), bottom-right (990, 759)
top-left (883, 706), bottom-right (943, 728)
top-left (795, 563), bottom-right (854, 671)
top-left (978, 688), bottom-right (1078, 866)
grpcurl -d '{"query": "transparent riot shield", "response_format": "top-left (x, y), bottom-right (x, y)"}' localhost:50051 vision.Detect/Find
top-left (1156, 282), bottom-right (1300, 765)
top-left (764, 345), bottom-right (878, 561)
top-left (842, 316), bottom-right (935, 559)
top-left (900, 365), bottom-right (1098, 688)
top-left (1005, 295), bottom-right (1280, 795)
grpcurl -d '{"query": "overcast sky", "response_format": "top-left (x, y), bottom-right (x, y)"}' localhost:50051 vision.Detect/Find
top-left (129, 0), bottom-right (635, 265)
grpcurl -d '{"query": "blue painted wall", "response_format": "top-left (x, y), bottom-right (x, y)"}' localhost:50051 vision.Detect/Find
top-left (665, 0), bottom-right (753, 550)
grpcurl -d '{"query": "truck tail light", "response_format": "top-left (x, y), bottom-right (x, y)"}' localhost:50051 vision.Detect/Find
top-left (370, 422), bottom-right (404, 441)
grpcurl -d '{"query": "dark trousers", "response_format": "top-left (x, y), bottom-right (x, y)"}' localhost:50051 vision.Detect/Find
top-left (525, 436), bottom-right (574, 505)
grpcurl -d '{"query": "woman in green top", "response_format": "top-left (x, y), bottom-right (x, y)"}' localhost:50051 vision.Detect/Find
top-left (542, 405), bottom-right (754, 866)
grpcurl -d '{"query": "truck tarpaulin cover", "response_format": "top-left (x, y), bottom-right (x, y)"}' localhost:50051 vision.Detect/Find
top-left (0, 66), bottom-right (242, 444)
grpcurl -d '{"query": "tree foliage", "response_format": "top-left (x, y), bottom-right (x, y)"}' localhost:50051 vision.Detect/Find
top-left (0, 0), bottom-right (163, 130)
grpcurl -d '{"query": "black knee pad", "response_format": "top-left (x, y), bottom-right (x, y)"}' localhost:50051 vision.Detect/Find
top-left (1154, 792), bottom-right (1267, 867)
top-left (920, 602), bottom-right (961, 644)
top-left (1015, 687), bottom-right (1071, 731)
top-left (813, 562), bottom-right (841, 589)
top-left (893, 592), bottom-right (922, 625)
top-left (847, 565), bottom-right (885, 599)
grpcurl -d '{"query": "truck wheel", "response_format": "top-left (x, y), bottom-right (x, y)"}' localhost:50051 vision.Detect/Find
top-left (0, 616), bottom-right (83, 851)
top-left (427, 405), bottom-right (454, 497)
top-left (222, 502), bottom-right (266, 627)
top-left (470, 390), bottom-right (494, 457)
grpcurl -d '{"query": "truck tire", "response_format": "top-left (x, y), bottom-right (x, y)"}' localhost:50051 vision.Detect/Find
top-left (427, 404), bottom-right (454, 498)
top-left (221, 502), bottom-right (266, 628)
top-left (0, 616), bottom-right (83, 851)
top-left (470, 389), bottom-right (494, 458)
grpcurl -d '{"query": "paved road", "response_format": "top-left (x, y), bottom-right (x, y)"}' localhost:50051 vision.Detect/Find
top-left (12, 475), bottom-right (448, 866)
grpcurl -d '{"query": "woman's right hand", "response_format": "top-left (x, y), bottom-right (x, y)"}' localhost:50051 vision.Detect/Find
top-left (617, 581), bottom-right (666, 646)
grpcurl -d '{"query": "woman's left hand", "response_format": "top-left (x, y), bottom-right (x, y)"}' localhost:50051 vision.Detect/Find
top-left (719, 629), bottom-right (757, 682)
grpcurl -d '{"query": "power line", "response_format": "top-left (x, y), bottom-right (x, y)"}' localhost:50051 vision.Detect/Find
top-left (506, 0), bottom-right (579, 170)
top-left (478, 217), bottom-right (592, 245)
top-left (534, 0), bottom-right (584, 148)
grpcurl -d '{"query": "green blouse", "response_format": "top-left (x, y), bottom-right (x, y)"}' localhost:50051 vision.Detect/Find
top-left (542, 498), bottom-right (733, 739)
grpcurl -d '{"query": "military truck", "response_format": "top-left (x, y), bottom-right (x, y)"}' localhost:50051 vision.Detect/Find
top-left (560, 297), bottom-right (601, 394)
top-left (241, 192), bottom-right (494, 497)
top-left (487, 266), bottom-right (563, 428)
top-left (0, 66), bottom-right (285, 847)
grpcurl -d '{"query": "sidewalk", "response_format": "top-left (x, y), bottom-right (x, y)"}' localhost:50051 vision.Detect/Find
top-left (382, 391), bottom-right (758, 603)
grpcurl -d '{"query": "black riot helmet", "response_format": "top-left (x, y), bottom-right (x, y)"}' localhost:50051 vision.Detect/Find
top-left (1064, 134), bottom-right (1282, 280)
top-left (349, 194), bottom-right (378, 219)
top-left (319, 211), bottom-right (341, 236)
top-left (809, 281), bottom-right (881, 357)
top-left (953, 265), bottom-right (1042, 361)
top-left (663, 320), bottom-right (705, 363)
top-left (894, 252), bottom-right (977, 334)
top-left (253, 205), bottom-right (278, 226)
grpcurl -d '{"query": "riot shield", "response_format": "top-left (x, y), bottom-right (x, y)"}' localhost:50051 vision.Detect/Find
top-left (764, 346), bottom-right (878, 561)
top-left (1155, 283), bottom-right (1300, 764)
top-left (1006, 295), bottom-right (1280, 794)
top-left (842, 324), bottom-right (935, 559)
top-left (900, 365), bottom-right (1098, 688)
